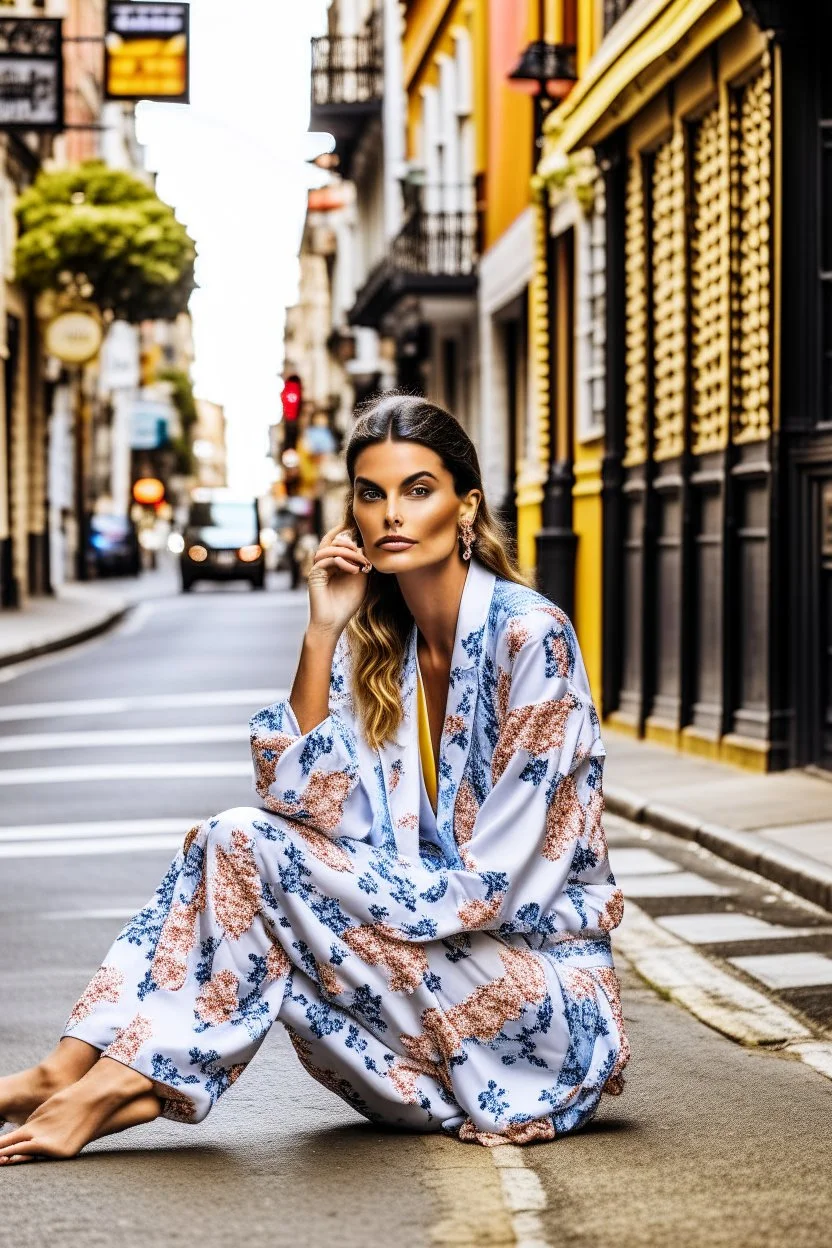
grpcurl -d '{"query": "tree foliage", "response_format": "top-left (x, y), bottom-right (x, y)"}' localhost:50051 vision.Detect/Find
top-left (15, 161), bottom-right (196, 324)
top-left (158, 366), bottom-right (198, 431)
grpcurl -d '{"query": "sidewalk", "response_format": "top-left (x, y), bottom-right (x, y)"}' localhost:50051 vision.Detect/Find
top-left (0, 560), bottom-right (179, 668)
top-left (603, 730), bottom-right (832, 913)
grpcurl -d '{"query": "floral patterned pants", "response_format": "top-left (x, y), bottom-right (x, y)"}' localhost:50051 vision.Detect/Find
top-left (63, 808), bottom-right (627, 1146)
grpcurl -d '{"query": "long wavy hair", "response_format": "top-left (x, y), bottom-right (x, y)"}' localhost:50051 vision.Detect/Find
top-left (340, 392), bottom-right (535, 750)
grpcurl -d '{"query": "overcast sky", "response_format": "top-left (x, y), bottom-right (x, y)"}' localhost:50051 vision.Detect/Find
top-left (135, 0), bottom-right (331, 494)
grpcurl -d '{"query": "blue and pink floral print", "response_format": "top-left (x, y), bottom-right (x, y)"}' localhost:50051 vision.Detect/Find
top-left (64, 557), bottom-right (629, 1146)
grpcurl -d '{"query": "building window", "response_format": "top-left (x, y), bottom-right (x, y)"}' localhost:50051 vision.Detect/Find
top-left (576, 178), bottom-right (606, 443)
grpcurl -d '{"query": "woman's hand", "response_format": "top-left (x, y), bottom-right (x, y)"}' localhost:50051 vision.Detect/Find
top-left (306, 524), bottom-right (372, 638)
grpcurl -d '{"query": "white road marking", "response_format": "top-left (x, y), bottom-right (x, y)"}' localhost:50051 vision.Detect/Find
top-left (0, 818), bottom-right (195, 844)
top-left (610, 847), bottom-right (681, 875)
top-left (729, 952), bottom-right (832, 990)
top-left (490, 1145), bottom-right (552, 1248)
top-left (657, 913), bottom-right (832, 944)
top-left (785, 1042), bottom-right (832, 1079)
top-left (0, 724), bottom-right (250, 753)
top-left (0, 834), bottom-right (183, 858)
top-left (0, 689), bottom-right (283, 723)
top-left (621, 871), bottom-right (731, 898)
top-left (0, 760), bottom-right (252, 785)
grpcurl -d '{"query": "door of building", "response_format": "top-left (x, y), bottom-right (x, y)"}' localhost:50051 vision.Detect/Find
top-left (1, 314), bottom-right (20, 608)
top-left (820, 478), bottom-right (832, 770)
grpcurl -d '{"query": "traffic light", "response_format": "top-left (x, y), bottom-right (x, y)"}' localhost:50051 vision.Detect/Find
top-left (281, 375), bottom-right (302, 422)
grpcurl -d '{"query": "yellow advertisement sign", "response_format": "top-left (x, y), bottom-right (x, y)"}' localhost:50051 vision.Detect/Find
top-left (105, 3), bottom-right (189, 104)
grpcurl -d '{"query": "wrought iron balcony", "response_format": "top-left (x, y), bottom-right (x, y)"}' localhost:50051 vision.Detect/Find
top-left (309, 18), bottom-right (383, 176)
top-left (349, 207), bottom-right (479, 328)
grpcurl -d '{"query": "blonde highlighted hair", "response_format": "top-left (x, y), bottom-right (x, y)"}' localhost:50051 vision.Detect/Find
top-left (341, 393), bottom-right (535, 750)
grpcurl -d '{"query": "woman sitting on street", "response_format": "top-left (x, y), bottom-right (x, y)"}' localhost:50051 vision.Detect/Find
top-left (0, 393), bottom-right (629, 1164)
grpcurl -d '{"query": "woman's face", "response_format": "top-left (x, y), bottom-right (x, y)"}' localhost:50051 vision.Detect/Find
top-left (352, 436), bottom-right (480, 573)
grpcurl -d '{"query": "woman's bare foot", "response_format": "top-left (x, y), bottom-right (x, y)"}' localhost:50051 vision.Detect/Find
top-left (0, 1057), bottom-right (155, 1165)
top-left (1, 1092), bottom-right (163, 1166)
top-left (0, 1039), bottom-right (100, 1126)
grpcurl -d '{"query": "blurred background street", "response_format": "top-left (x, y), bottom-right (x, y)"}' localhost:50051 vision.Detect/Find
top-left (1, 0), bottom-right (831, 1243)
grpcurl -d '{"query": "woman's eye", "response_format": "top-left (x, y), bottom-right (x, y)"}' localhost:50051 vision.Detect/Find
top-left (359, 489), bottom-right (380, 501)
top-left (411, 486), bottom-right (430, 497)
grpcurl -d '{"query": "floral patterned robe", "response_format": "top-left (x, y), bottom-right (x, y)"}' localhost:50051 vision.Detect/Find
top-left (64, 557), bottom-right (629, 1146)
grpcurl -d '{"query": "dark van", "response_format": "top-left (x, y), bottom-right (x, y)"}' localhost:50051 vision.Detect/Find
top-left (180, 491), bottom-right (265, 592)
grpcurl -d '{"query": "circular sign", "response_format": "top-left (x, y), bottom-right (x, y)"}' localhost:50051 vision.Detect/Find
top-left (45, 311), bottom-right (103, 365)
top-left (133, 477), bottom-right (165, 506)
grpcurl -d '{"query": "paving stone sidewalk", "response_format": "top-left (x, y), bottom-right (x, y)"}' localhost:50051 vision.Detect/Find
top-left (603, 730), bottom-right (832, 913)
top-left (0, 561), bottom-right (180, 668)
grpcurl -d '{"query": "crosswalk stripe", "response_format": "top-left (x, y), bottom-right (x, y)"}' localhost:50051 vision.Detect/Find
top-left (0, 761), bottom-right (252, 785)
top-left (0, 689), bottom-right (284, 723)
top-left (0, 818), bottom-right (194, 843)
top-left (0, 834), bottom-right (184, 859)
top-left (0, 725), bottom-right (250, 753)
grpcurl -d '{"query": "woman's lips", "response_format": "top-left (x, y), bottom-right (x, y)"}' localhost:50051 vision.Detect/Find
top-left (377, 539), bottom-right (416, 551)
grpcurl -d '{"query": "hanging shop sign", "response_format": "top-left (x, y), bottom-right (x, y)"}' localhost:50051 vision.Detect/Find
top-left (129, 397), bottom-right (173, 450)
top-left (0, 18), bottom-right (64, 131)
top-left (105, 2), bottom-right (190, 104)
top-left (45, 311), bottom-right (103, 365)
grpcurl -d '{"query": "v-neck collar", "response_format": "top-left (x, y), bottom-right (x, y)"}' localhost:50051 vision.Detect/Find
top-left (377, 557), bottom-right (497, 867)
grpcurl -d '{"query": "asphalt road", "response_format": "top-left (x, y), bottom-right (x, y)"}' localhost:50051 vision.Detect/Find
top-left (1, 574), bottom-right (830, 1247)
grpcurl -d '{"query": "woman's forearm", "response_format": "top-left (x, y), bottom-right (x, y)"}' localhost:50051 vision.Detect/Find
top-left (288, 626), bottom-right (340, 734)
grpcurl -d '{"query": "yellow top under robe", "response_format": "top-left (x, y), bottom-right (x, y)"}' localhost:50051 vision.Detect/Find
top-left (415, 656), bottom-right (438, 814)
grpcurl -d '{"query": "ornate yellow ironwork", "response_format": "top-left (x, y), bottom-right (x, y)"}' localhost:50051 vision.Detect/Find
top-left (730, 56), bottom-right (773, 444)
top-left (623, 156), bottom-right (647, 467)
top-left (531, 182), bottom-right (551, 477)
top-left (651, 124), bottom-right (686, 462)
top-left (691, 101), bottom-right (730, 455)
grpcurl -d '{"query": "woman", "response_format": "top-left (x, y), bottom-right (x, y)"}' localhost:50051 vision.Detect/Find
top-left (0, 394), bottom-right (629, 1164)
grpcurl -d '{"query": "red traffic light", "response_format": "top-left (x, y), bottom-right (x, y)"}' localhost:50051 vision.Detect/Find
top-left (282, 375), bottom-right (302, 422)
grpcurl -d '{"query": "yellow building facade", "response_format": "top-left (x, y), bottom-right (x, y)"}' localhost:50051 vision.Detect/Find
top-left (534, 0), bottom-right (819, 771)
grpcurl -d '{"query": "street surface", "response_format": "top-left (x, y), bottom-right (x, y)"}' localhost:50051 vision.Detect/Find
top-left (1, 574), bottom-right (830, 1247)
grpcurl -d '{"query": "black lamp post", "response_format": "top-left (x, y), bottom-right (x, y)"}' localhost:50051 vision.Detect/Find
top-left (507, 4), bottom-right (578, 609)
top-left (508, 0), bottom-right (577, 163)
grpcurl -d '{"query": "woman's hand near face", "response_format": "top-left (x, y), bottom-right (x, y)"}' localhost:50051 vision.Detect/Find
top-left (306, 524), bottom-right (371, 638)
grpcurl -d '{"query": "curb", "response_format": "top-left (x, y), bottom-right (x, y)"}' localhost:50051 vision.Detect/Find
top-left (0, 600), bottom-right (129, 670)
top-left (606, 786), bottom-right (832, 915)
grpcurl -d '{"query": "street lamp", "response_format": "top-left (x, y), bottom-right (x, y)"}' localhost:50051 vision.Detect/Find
top-left (508, 0), bottom-right (577, 160)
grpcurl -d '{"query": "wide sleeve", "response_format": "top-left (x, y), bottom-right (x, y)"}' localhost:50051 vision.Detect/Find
top-left (349, 609), bottom-right (623, 944)
top-left (249, 630), bottom-right (374, 839)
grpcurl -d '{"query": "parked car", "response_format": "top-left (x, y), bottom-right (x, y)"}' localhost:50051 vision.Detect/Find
top-left (180, 492), bottom-right (265, 591)
top-left (88, 514), bottom-right (141, 577)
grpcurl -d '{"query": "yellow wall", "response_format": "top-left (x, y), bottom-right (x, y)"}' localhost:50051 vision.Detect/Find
top-left (572, 444), bottom-right (603, 705)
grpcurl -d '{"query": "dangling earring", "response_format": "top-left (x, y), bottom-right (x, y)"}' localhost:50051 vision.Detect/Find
top-left (458, 517), bottom-right (475, 561)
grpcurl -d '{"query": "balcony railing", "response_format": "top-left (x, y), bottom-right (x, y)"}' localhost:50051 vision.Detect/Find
top-left (388, 209), bottom-right (478, 277)
top-left (349, 208), bottom-right (479, 327)
top-left (311, 22), bottom-right (382, 110)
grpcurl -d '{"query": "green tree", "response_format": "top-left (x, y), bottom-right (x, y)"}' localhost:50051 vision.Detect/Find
top-left (159, 367), bottom-right (199, 475)
top-left (15, 161), bottom-right (196, 324)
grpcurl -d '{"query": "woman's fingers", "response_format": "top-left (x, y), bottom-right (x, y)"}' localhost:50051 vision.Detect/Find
top-left (313, 543), bottom-right (370, 571)
top-left (314, 554), bottom-right (367, 575)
